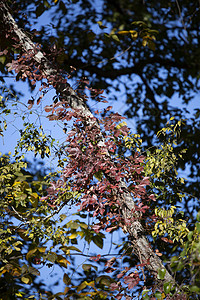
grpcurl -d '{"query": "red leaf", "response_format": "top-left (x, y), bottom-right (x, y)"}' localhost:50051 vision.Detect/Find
top-left (105, 106), bottom-right (112, 111)
top-left (0, 49), bottom-right (8, 55)
top-left (93, 225), bottom-right (102, 233)
top-left (106, 226), bottom-right (117, 232)
top-left (44, 106), bottom-right (53, 112)
top-left (161, 237), bottom-right (173, 244)
top-left (89, 254), bottom-right (101, 261)
top-left (149, 194), bottom-right (156, 201)
top-left (110, 282), bottom-right (120, 291)
top-left (124, 273), bottom-right (140, 289)
top-left (105, 257), bottom-right (116, 267)
top-left (105, 267), bottom-right (115, 273)
top-left (155, 249), bottom-right (162, 256)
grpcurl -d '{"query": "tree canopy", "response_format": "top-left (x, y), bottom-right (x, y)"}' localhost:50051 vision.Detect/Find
top-left (0, 0), bottom-right (200, 299)
top-left (1, 0), bottom-right (200, 208)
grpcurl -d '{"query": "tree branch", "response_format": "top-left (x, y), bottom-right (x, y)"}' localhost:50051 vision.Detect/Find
top-left (66, 55), bottom-right (189, 80)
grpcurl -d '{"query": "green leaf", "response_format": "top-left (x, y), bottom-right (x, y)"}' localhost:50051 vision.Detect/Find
top-left (63, 273), bottom-right (71, 285)
top-left (26, 248), bottom-right (37, 261)
top-left (0, 56), bottom-right (6, 64)
top-left (189, 286), bottom-right (200, 293)
top-left (196, 222), bottom-right (200, 233)
top-left (80, 222), bottom-right (88, 229)
top-left (96, 275), bottom-right (112, 286)
top-left (87, 31), bottom-right (96, 43)
top-left (131, 31), bottom-right (138, 40)
top-left (35, 3), bottom-right (45, 17)
top-left (111, 34), bottom-right (120, 42)
top-left (43, 0), bottom-right (50, 8)
top-left (197, 211), bottom-right (200, 222)
top-left (28, 266), bottom-right (40, 276)
top-left (61, 246), bottom-right (82, 253)
top-left (66, 220), bottom-right (79, 229)
top-left (131, 21), bottom-right (147, 26)
top-left (93, 235), bottom-right (103, 249)
top-left (60, 214), bottom-right (67, 222)
top-left (97, 21), bottom-right (107, 29)
top-left (77, 281), bottom-right (88, 292)
top-left (163, 282), bottom-right (172, 294)
top-left (154, 291), bottom-right (162, 299)
top-left (187, 231), bottom-right (193, 241)
top-left (94, 170), bottom-right (103, 181)
top-left (21, 264), bottom-right (28, 274)
top-left (142, 289), bottom-right (150, 300)
top-left (82, 264), bottom-right (97, 271)
top-left (30, 192), bottom-right (38, 208)
top-left (157, 268), bottom-right (166, 280)
top-left (70, 222), bottom-right (79, 229)
top-left (57, 255), bottom-right (70, 268)
top-left (147, 39), bottom-right (156, 51)
top-left (47, 252), bottom-right (57, 263)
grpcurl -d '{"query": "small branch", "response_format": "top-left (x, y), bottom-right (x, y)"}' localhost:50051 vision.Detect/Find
top-left (97, 45), bottom-right (132, 66)
top-left (139, 72), bottom-right (159, 110)
top-left (175, 0), bottom-right (188, 43)
top-left (11, 201), bottom-right (66, 228)
top-left (42, 201), bottom-right (66, 222)
top-left (11, 205), bottom-right (26, 222)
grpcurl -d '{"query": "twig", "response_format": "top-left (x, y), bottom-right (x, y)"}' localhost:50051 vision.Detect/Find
top-left (11, 205), bottom-right (26, 221)
top-left (11, 200), bottom-right (66, 229)
top-left (137, 247), bottom-right (146, 282)
top-left (175, 0), bottom-right (188, 43)
top-left (97, 45), bottom-right (132, 65)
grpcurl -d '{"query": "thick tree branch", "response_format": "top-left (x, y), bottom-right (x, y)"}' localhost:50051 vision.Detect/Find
top-left (66, 55), bottom-right (189, 110)
top-left (66, 55), bottom-right (189, 80)
top-left (0, 0), bottom-right (180, 291)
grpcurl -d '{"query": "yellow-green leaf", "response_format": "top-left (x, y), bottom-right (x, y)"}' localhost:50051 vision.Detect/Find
top-left (68, 233), bottom-right (78, 239)
top-left (21, 275), bottom-right (32, 284)
top-left (57, 256), bottom-right (70, 268)
top-left (117, 30), bottom-right (130, 35)
top-left (26, 248), bottom-right (37, 261)
top-left (38, 247), bottom-right (46, 253)
top-left (94, 170), bottom-right (103, 181)
top-left (111, 34), bottom-right (120, 42)
top-left (77, 281), bottom-right (88, 292)
top-left (63, 273), bottom-right (71, 285)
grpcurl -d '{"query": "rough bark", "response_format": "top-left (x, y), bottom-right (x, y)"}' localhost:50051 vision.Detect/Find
top-left (0, 0), bottom-right (180, 292)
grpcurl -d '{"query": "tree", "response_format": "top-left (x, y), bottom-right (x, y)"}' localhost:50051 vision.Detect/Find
top-left (0, 1), bottom-right (199, 299)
